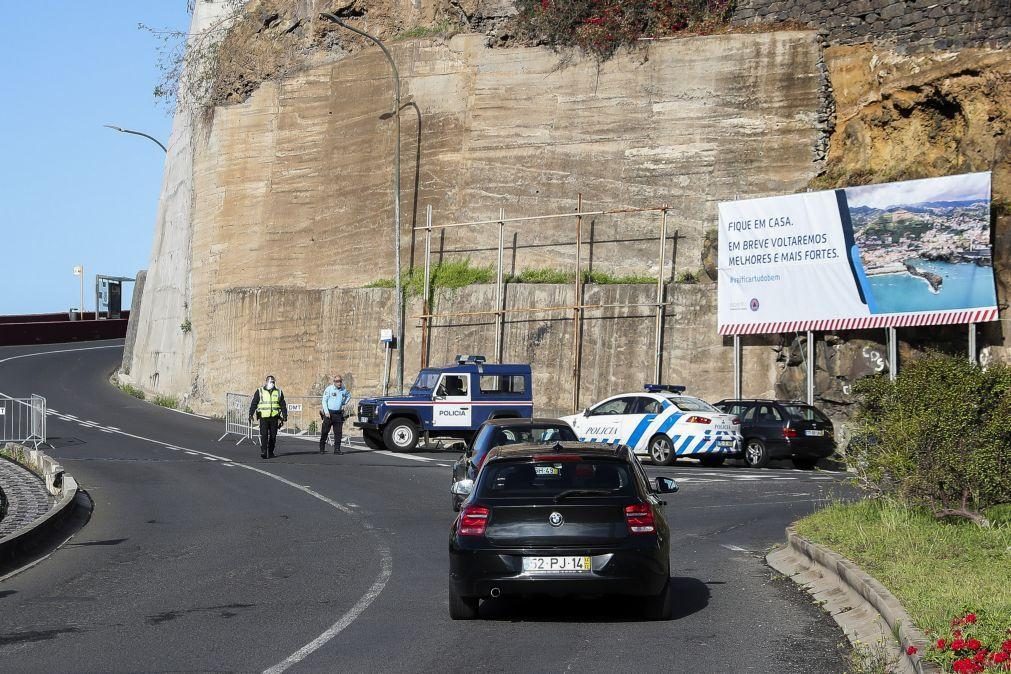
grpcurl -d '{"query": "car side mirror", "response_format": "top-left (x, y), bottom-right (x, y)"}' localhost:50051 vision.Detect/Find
top-left (654, 477), bottom-right (679, 494)
top-left (583, 407), bottom-right (591, 417)
top-left (451, 479), bottom-right (474, 497)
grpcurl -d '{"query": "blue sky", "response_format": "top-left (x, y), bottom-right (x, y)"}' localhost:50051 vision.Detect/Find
top-left (1, 2), bottom-right (190, 315)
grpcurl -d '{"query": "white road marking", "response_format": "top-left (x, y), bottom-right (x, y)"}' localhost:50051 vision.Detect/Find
top-left (222, 463), bottom-right (235, 467)
top-left (771, 477), bottom-right (797, 481)
top-left (375, 450), bottom-right (436, 463)
top-left (438, 463), bottom-right (450, 467)
top-left (203, 456), bottom-right (218, 461)
top-left (184, 451), bottom-right (199, 456)
top-left (721, 544), bottom-right (751, 553)
top-left (0, 343), bottom-right (393, 674)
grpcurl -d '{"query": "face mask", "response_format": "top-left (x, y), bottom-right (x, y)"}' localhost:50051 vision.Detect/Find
top-left (266, 381), bottom-right (275, 390)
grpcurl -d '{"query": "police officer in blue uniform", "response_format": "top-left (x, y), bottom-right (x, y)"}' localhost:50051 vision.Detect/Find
top-left (248, 375), bottom-right (288, 459)
top-left (320, 374), bottom-right (351, 454)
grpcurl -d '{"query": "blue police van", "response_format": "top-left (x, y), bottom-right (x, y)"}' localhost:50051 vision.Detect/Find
top-left (354, 356), bottom-right (534, 452)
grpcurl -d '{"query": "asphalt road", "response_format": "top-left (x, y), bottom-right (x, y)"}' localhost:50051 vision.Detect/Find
top-left (0, 340), bottom-right (854, 673)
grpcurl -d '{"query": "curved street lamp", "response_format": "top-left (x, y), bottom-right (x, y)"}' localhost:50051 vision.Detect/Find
top-left (103, 124), bottom-right (167, 152)
top-left (320, 12), bottom-right (404, 394)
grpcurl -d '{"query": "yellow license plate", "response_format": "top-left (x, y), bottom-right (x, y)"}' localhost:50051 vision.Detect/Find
top-left (522, 556), bottom-right (592, 573)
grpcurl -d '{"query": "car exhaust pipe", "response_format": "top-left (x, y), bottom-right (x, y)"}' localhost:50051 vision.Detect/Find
top-left (490, 587), bottom-right (501, 598)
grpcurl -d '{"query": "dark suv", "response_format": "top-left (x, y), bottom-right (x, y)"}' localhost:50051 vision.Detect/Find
top-left (448, 442), bottom-right (678, 620)
top-left (713, 399), bottom-right (835, 469)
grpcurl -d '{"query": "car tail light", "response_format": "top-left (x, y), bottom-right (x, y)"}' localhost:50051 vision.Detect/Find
top-left (624, 503), bottom-right (656, 535)
top-left (783, 427), bottom-right (798, 439)
top-left (458, 505), bottom-right (490, 536)
top-left (732, 417), bottom-right (741, 425)
top-left (685, 416), bottom-right (711, 425)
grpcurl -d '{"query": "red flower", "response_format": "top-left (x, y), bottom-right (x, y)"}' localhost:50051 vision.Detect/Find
top-left (964, 613), bottom-right (978, 625)
top-left (953, 639), bottom-right (967, 650)
top-left (967, 639), bottom-right (983, 651)
top-left (906, 645), bottom-right (918, 655)
top-left (994, 651), bottom-right (1009, 664)
top-left (1002, 640), bottom-right (1011, 653)
top-left (938, 639), bottom-right (948, 650)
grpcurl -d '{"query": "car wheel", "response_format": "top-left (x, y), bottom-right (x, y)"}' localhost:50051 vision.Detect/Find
top-left (644, 581), bottom-right (672, 621)
top-left (792, 457), bottom-right (818, 470)
top-left (648, 435), bottom-right (675, 466)
top-left (383, 419), bottom-right (418, 452)
top-left (452, 494), bottom-right (463, 512)
top-left (699, 456), bottom-right (725, 467)
top-left (362, 430), bottom-right (384, 451)
top-left (744, 439), bottom-right (770, 468)
top-left (448, 581), bottom-right (480, 620)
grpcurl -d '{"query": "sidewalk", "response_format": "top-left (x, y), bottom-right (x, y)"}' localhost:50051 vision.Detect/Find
top-left (0, 457), bottom-right (54, 539)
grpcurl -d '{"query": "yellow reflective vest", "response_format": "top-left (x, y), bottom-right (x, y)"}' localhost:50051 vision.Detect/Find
top-left (257, 388), bottom-right (281, 418)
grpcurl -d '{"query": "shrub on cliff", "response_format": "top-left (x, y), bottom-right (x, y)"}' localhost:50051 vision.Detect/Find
top-left (511, 0), bottom-right (735, 60)
top-left (849, 354), bottom-right (1011, 525)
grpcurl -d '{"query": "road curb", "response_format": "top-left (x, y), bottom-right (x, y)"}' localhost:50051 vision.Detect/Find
top-left (0, 443), bottom-right (80, 568)
top-left (767, 525), bottom-right (940, 674)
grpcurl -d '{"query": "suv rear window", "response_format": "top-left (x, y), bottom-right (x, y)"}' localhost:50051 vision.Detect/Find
top-left (479, 375), bottom-right (527, 395)
top-left (478, 459), bottom-right (636, 499)
top-left (782, 405), bottom-right (830, 423)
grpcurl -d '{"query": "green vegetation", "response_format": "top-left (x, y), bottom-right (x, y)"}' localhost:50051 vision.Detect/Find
top-left (674, 269), bottom-right (699, 284)
top-left (180, 318), bottom-right (192, 333)
top-left (118, 383), bottom-right (146, 400)
top-left (513, 268), bottom-right (573, 284)
top-left (394, 19), bottom-right (460, 41)
top-left (796, 499), bottom-right (1011, 648)
top-left (848, 354), bottom-right (1011, 525)
top-left (153, 395), bottom-right (179, 409)
top-left (511, 0), bottom-right (735, 60)
top-left (0, 444), bottom-right (27, 465)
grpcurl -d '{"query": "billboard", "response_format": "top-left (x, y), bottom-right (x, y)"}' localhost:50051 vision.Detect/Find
top-left (717, 172), bottom-right (997, 335)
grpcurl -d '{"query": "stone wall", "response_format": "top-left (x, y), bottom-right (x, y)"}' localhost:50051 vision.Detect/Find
top-left (190, 283), bottom-right (780, 417)
top-left (732, 0), bottom-right (1011, 52)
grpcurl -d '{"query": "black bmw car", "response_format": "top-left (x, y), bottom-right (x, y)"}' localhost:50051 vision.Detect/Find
top-left (450, 418), bottom-right (579, 510)
top-left (448, 442), bottom-right (678, 620)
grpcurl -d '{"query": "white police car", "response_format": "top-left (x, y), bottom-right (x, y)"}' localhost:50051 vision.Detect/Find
top-left (560, 385), bottom-right (743, 466)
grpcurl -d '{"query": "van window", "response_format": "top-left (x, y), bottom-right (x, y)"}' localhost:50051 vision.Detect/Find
top-left (479, 375), bottom-right (526, 395)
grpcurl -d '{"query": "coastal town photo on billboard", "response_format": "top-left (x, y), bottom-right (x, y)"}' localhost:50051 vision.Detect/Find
top-left (716, 172), bottom-right (997, 335)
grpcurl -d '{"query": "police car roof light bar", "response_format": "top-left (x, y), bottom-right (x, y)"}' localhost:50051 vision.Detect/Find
top-left (456, 355), bottom-right (487, 364)
top-left (644, 384), bottom-right (686, 394)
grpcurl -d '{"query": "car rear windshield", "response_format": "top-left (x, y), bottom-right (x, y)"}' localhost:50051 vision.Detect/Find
top-left (782, 404), bottom-right (830, 423)
top-left (477, 459), bottom-right (637, 499)
top-left (667, 396), bottom-right (718, 412)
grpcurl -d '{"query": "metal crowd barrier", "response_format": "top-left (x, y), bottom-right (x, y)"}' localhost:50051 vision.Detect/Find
top-left (0, 394), bottom-right (47, 449)
top-left (218, 391), bottom-right (374, 446)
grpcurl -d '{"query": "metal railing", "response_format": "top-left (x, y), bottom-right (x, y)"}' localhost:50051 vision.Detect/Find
top-left (0, 394), bottom-right (47, 449)
top-left (218, 392), bottom-right (374, 446)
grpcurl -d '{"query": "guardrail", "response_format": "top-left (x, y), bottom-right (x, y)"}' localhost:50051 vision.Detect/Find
top-left (218, 392), bottom-right (374, 445)
top-left (0, 394), bottom-right (47, 449)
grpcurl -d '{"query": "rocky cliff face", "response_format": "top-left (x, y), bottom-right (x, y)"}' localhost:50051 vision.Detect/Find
top-left (123, 0), bottom-right (1010, 424)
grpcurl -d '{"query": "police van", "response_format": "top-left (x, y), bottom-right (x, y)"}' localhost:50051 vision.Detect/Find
top-left (560, 385), bottom-right (743, 466)
top-left (354, 356), bottom-right (533, 452)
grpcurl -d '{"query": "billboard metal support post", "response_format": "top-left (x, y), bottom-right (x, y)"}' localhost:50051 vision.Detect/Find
top-left (806, 330), bottom-right (815, 405)
top-left (495, 208), bottom-right (505, 363)
top-left (733, 335), bottom-right (742, 400)
top-left (887, 327), bottom-right (898, 381)
top-left (969, 322), bottom-right (977, 363)
top-left (654, 206), bottom-right (668, 384)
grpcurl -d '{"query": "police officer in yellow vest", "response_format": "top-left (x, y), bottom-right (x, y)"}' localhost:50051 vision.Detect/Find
top-left (248, 375), bottom-right (288, 459)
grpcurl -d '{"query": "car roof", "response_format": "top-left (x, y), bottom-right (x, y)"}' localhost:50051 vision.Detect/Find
top-left (486, 441), bottom-right (627, 461)
top-left (423, 363), bottom-right (530, 374)
top-left (481, 417), bottom-right (570, 428)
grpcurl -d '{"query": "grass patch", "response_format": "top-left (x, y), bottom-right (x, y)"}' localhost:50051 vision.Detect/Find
top-left (394, 19), bottom-right (459, 41)
top-left (674, 269), bottom-right (700, 284)
top-left (795, 499), bottom-right (1011, 640)
top-left (152, 395), bottom-right (179, 409)
top-left (118, 383), bottom-right (146, 400)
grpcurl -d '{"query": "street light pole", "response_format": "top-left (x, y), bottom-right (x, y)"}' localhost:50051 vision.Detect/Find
top-left (103, 125), bottom-right (168, 152)
top-left (73, 265), bottom-right (84, 317)
top-left (320, 12), bottom-right (404, 393)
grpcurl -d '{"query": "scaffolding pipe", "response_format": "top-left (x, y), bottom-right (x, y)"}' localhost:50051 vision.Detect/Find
top-left (414, 300), bottom-right (677, 321)
top-left (806, 330), bottom-right (815, 405)
top-left (969, 322), bottom-right (977, 363)
top-left (654, 206), bottom-right (668, 383)
top-left (421, 204), bottom-right (433, 368)
top-left (572, 195), bottom-right (584, 413)
top-left (413, 205), bottom-right (672, 231)
top-left (495, 208), bottom-right (505, 363)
